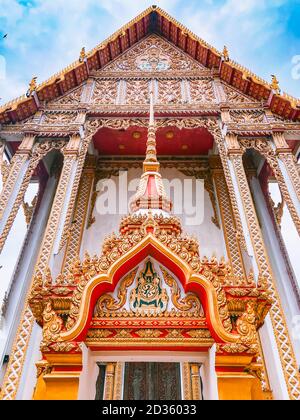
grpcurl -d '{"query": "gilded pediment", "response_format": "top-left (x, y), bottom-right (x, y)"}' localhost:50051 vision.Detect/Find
top-left (100, 34), bottom-right (207, 74)
top-left (222, 83), bottom-right (260, 105)
top-left (51, 85), bottom-right (83, 105)
top-left (94, 260), bottom-right (204, 318)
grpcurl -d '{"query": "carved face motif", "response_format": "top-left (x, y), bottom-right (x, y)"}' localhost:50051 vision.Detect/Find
top-left (136, 45), bottom-right (171, 71)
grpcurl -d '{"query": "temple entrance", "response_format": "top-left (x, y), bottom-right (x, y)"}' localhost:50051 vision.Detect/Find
top-left (123, 362), bottom-right (181, 400)
top-left (92, 358), bottom-right (207, 400)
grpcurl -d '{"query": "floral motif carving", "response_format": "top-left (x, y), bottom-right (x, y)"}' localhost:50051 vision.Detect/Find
top-left (230, 110), bottom-right (265, 124)
top-left (22, 195), bottom-right (37, 226)
top-left (95, 269), bottom-right (137, 315)
top-left (52, 86), bottom-right (83, 105)
top-left (236, 301), bottom-right (257, 346)
top-left (41, 301), bottom-right (63, 346)
top-left (125, 79), bottom-right (149, 104)
top-left (222, 83), bottom-right (259, 104)
top-left (92, 79), bottom-right (118, 104)
top-left (43, 112), bottom-right (78, 125)
top-left (103, 35), bottom-right (204, 73)
top-left (157, 79), bottom-right (181, 104)
top-left (161, 267), bottom-right (203, 316)
top-left (189, 79), bottom-right (215, 103)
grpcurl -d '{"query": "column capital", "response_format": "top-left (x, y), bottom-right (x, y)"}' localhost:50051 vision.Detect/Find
top-left (63, 133), bottom-right (82, 157)
top-left (17, 133), bottom-right (36, 154)
top-left (215, 355), bottom-right (264, 400)
top-left (225, 133), bottom-right (243, 156)
top-left (34, 353), bottom-right (82, 400)
top-left (272, 131), bottom-right (290, 154)
top-left (220, 107), bottom-right (231, 124)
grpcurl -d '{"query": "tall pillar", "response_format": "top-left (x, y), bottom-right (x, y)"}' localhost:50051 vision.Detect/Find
top-left (272, 132), bottom-right (300, 233)
top-left (0, 135), bottom-right (88, 400)
top-left (0, 136), bottom-right (68, 253)
top-left (0, 134), bottom-right (35, 251)
top-left (273, 132), bottom-right (300, 199)
top-left (250, 175), bottom-right (300, 362)
top-left (223, 134), bottom-right (300, 400)
top-left (210, 156), bottom-right (245, 277)
top-left (56, 130), bottom-right (91, 254)
top-left (61, 155), bottom-right (96, 273)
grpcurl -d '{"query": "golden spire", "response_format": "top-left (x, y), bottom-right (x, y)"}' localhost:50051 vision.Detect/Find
top-left (143, 89), bottom-right (160, 173)
top-left (129, 89), bottom-right (172, 214)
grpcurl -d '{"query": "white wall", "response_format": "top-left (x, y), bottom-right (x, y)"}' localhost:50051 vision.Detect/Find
top-left (81, 167), bottom-right (225, 260)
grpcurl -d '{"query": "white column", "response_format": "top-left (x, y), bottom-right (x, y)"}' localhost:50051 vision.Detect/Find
top-left (250, 176), bottom-right (300, 364)
top-left (0, 175), bottom-right (57, 386)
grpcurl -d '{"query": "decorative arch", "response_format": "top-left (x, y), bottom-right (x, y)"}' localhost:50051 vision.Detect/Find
top-left (60, 233), bottom-right (237, 344)
top-left (29, 183), bottom-right (271, 359)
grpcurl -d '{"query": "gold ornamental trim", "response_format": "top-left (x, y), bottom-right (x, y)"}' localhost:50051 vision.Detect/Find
top-left (60, 233), bottom-right (238, 344)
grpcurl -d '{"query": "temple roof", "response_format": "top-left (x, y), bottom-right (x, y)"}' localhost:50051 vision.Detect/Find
top-left (1, 5), bottom-right (299, 124)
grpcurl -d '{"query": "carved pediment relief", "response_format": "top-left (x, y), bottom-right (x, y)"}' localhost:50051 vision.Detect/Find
top-left (102, 35), bottom-right (206, 74)
top-left (94, 259), bottom-right (204, 318)
top-left (222, 83), bottom-right (260, 105)
top-left (51, 86), bottom-right (83, 105)
top-left (42, 111), bottom-right (78, 125)
top-left (230, 110), bottom-right (266, 124)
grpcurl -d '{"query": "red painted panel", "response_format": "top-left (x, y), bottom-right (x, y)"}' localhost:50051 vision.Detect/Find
top-left (93, 125), bottom-right (214, 156)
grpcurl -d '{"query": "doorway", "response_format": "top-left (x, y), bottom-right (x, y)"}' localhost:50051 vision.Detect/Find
top-left (123, 362), bottom-right (181, 400)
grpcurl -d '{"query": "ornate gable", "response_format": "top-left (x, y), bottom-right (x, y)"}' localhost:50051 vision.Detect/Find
top-left (100, 35), bottom-right (207, 74)
top-left (51, 85), bottom-right (83, 105)
top-left (94, 260), bottom-right (204, 318)
top-left (222, 83), bottom-right (260, 105)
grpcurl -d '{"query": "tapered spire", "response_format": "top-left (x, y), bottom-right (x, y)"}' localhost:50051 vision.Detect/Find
top-left (129, 89), bottom-right (172, 214)
top-left (143, 89), bottom-right (160, 172)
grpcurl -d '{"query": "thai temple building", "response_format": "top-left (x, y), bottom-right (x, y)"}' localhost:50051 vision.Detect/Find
top-left (0, 6), bottom-right (300, 400)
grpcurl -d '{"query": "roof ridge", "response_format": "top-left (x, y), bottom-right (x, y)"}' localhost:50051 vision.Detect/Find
top-left (0, 5), bottom-right (299, 118)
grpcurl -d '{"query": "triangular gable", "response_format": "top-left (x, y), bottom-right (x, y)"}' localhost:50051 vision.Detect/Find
top-left (221, 83), bottom-right (260, 104)
top-left (101, 34), bottom-right (206, 73)
top-left (51, 85), bottom-right (83, 105)
top-left (0, 5), bottom-right (299, 123)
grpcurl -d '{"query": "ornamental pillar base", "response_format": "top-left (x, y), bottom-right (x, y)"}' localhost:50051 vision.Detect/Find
top-left (33, 353), bottom-right (82, 400)
top-left (216, 355), bottom-right (266, 400)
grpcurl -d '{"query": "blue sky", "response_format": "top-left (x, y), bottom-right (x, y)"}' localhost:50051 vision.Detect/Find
top-left (0, 0), bottom-right (300, 104)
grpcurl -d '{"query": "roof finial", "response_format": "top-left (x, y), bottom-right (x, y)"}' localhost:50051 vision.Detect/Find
top-left (26, 77), bottom-right (37, 97)
top-left (143, 89), bottom-right (159, 173)
top-left (222, 45), bottom-right (229, 62)
top-left (271, 74), bottom-right (280, 94)
top-left (79, 47), bottom-right (87, 63)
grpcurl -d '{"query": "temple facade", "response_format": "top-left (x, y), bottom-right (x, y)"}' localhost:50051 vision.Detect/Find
top-left (0, 6), bottom-right (300, 400)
